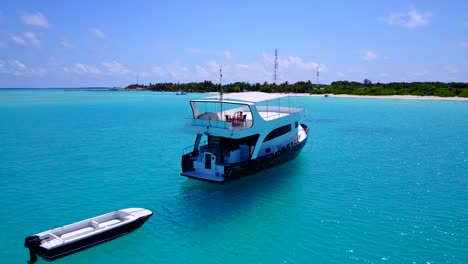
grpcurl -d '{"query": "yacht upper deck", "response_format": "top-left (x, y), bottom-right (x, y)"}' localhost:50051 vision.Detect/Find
top-left (186, 92), bottom-right (305, 132)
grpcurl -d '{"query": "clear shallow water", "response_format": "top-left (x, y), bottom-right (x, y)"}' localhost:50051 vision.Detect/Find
top-left (0, 90), bottom-right (467, 263)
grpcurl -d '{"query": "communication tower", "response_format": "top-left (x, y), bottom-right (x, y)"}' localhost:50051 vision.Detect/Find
top-left (274, 49), bottom-right (278, 84)
top-left (220, 68), bottom-right (223, 100)
top-left (316, 65), bottom-right (320, 88)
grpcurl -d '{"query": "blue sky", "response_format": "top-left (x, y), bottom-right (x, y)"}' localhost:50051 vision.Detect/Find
top-left (0, 0), bottom-right (467, 88)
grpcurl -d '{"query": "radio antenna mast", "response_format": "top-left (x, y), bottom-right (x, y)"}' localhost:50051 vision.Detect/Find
top-left (220, 68), bottom-right (223, 101)
top-left (274, 49), bottom-right (278, 84)
top-left (316, 64), bottom-right (320, 88)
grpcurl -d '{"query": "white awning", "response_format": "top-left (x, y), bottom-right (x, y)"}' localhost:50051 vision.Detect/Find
top-left (203, 92), bottom-right (287, 103)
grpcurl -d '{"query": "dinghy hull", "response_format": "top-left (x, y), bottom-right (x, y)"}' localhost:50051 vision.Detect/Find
top-left (25, 208), bottom-right (152, 262)
top-left (38, 215), bottom-right (151, 261)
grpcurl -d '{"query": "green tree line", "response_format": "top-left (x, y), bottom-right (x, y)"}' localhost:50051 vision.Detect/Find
top-left (126, 80), bottom-right (468, 97)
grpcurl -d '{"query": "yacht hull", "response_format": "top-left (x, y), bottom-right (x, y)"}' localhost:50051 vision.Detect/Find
top-left (181, 136), bottom-right (307, 183)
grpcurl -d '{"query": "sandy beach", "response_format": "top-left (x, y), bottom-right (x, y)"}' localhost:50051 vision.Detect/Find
top-left (288, 93), bottom-right (468, 101)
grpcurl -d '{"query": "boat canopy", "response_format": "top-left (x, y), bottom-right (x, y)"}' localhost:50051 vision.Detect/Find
top-left (202, 92), bottom-right (287, 103)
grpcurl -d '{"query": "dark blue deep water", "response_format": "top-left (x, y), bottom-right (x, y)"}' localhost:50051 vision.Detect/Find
top-left (0, 90), bottom-right (467, 263)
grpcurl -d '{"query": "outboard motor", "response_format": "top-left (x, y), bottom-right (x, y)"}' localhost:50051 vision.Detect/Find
top-left (24, 235), bottom-right (40, 263)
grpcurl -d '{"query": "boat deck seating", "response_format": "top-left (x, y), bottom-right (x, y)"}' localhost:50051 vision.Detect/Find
top-left (98, 219), bottom-right (122, 228)
top-left (60, 227), bottom-right (94, 240)
top-left (45, 232), bottom-right (61, 241)
top-left (91, 220), bottom-right (99, 229)
top-left (231, 111), bottom-right (247, 127)
top-left (58, 219), bottom-right (123, 241)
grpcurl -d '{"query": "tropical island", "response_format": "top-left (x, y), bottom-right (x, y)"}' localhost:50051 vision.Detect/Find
top-left (125, 80), bottom-right (468, 98)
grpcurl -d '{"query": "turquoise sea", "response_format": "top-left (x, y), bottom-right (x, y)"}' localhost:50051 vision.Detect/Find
top-left (0, 90), bottom-right (467, 264)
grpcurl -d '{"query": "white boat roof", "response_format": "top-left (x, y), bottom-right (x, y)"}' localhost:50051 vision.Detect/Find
top-left (201, 92), bottom-right (287, 103)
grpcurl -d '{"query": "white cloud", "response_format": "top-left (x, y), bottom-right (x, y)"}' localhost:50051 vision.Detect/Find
top-left (25, 32), bottom-right (40, 47)
top-left (455, 42), bottom-right (468, 49)
top-left (195, 65), bottom-right (210, 79)
top-left (11, 35), bottom-right (26, 46)
top-left (230, 63), bottom-right (269, 83)
top-left (0, 59), bottom-right (46, 77)
top-left (151, 61), bottom-right (226, 82)
top-left (90, 28), bottom-right (108, 40)
top-left (72, 61), bottom-right (131, 76)
top-left (152, 66), bottom-right (163, 73)
top-left (263, 53), bottom-right (325, 72)
top-left (224, 50), bottom-right (233, 61)
top-left (101, 61), bottom-right (130, 74)
top-left (166, 64), bottom-right (191, 80)
top-left (207, 60), bottom-right (221, 73)
top-left (260, 52), bottom-right (328, 82)
top-left (21, 12), bottom-right (50, 28)
top-left (296, 56), bottom-right (319, 71)
top-left (262, 52), bottom-right (274, 64)
top-left (444, 65), bottom-right (459, 74)
top-left (147, 52), bottom-right (329, 84)
top-left (406, 69), bottom-right (430, 77)
top-left (11, 33), bottom-right (41, 47)
top-left (13, 60), bottom-right (27, 71)
top-left (380, 9), bottom-right (432, 29)
top-left (285, 56), bottom-right (323, 71)
top-left (74, 63), bottom-right (103, 75)
top-left (150, 61), bottom-right (262, 84)
top-left (60, 39), bottom-right (73, 48)
top-left (363, 51), bottom-right (377, 61)
top-left (406, 10), bottom-right (432, 28)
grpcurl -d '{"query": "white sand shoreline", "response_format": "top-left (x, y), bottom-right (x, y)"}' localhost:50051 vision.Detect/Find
top-left (287, 93), bottom-right (468, 101)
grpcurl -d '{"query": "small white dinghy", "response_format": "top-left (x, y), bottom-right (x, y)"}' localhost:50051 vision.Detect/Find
top-left (24, 208), bottom-right (153, 263)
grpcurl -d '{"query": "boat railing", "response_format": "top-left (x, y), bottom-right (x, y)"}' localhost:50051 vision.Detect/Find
top-left (190, 118), bottom-right (230, 129)
top-left (190, 117), bottom-right (253, 130)
top-left (262, 112), bottom-right (281, 121)
top-left (182, 145), bottom-right (194, 156)
top-left (256, 106), bottom-right (304, 121)
top-left (182, 141), bottom-right (207, 156)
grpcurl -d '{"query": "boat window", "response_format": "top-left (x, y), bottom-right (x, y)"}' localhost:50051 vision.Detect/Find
top-left (295, 121), bottom-right (298, 128)
top-left (263, 124), bottom-right (292, 142)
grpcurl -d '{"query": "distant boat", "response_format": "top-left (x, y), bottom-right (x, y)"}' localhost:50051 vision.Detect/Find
top-left (181, 92), bottom-right (309, 182)
top-left (176, 91), bottom-right (187, 95)
top-left (24, 208), bottom-right (153, 263)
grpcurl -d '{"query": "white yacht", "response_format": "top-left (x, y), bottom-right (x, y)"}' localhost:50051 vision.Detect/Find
top-left (181, 92), bottom-right (309, 182)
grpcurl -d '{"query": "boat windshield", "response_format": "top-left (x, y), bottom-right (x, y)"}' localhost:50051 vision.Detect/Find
top-left (194, 101), bottom-right (250, 120)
